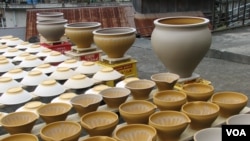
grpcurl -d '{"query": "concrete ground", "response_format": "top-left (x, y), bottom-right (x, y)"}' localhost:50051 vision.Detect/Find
top-left (129, 26), bottom-right (250, 107)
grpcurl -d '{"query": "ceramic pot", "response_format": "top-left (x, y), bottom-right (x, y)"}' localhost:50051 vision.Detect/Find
top-left (93, 27), bottom-right (136, 58)
top-left (151, 16), bottom-right (212, 78)
top-left (36, 12), bottom-right (64, 21)
top-left (65, 22), bottom-right (101, 48)
top-left (36, 19), bottom-right (68, 42)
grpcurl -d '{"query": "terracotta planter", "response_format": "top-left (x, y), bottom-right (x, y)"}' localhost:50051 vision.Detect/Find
top-left (93, 27), bottom-right (136, 58)
top-left (36, 19), bottom-right (68, 42)
top-left (151, 16), bottom-right (212, 78)
top-left (36, 12), bottom-right (64, 21)
top-left (65, 22), bottom-right (101, 48)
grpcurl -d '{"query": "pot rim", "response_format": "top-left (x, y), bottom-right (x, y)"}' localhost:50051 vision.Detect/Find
top-left (36, 19), bottom-right (68, 24)
top-left (65, 22), bottom-right (101, 28)
top-left (154, 16), bottom-right (210, 27)
top-left (36, 12), bottom-right (64, 17)
top-left (93, 27), bottom-right (136, 36)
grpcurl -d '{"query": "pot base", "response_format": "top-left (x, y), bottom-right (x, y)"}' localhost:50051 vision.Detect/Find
top-left (101, 55), bottom-right (131, 64)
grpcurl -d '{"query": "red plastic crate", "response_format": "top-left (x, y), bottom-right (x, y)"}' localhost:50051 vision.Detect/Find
top-left (40, 41), bottom-right (72, 54)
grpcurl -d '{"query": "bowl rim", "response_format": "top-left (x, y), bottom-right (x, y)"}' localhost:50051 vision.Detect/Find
top-left (0, 111), bottom-right (39, 127)
top-left (182, 83), bottom-right (214, 94)
top-left (99, 87), bottom-right (131, 98)
top-left (1, 133), bottom-right (39, 140)
top-left (40, 121), bottom-right (82, 140)
top-left (181, 101), bottom-right (220, 116)
top-left (119, 100), bottom-right (157, 114)
top-left (37, 102), bottom-right (72, 116)
top-left (211, 91), bottom-right (248, 104)
top-left (151, 72), bottom-right (180, 82)
top-left (193, 127), bottom-right (221, 141)
top-left (153, 90), bottom-right (187, 102)
top-left (149, 111), bottom-right (191, 127)
top-left (226, 114), bottom-right (250, 125)
top-left (125, 79), bottom-right (156, 90)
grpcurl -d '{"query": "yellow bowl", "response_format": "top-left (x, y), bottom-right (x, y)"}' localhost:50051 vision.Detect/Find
top-left (119, 100), bottom-right (156, 124)
top-left (37, 102), bottom-right (72, 124)
top-left (149, 111), bottom-right (191, 141)
top-left (125, 79), bottom-right (156, 100)
top-left (211, 91), bottom-right (248, 118)
top-left (1, 133), bottom-right (39, 141)
top-left (99, 87), bottom-right (130, 108)
top-left (70, 94), bottom-right (103, 117)
top-left (80, 111), bottom-right (119, 136)
top-left (81, 136), bottom-right (117, 141)
top-left (0, 111), bottom-right (38, 134)
top-left (113, 124), bottom-right (157, 141)
top-left (182, 83), bottom-right (214, 101)
top-left (40, 121), bottom-right (82, 141)
top-left (151, 72), bottom-right (180, 91)
top-left (181, 101), bottom-right (220, 130)
top-left (153, 90), bottom-right (187, 111)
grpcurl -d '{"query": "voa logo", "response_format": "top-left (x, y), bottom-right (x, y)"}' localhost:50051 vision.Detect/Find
top-left (226, 129), bottom-right (246, 136)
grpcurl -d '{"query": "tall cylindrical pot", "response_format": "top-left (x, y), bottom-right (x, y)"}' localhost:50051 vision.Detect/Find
top-left (151, 16), bottom-right (212, 78)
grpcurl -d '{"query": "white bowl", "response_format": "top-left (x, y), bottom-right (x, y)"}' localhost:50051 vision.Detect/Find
top-left (116, 77), bottom-right (140, 88)
top-left (93, 67), bottom-right (123, 81)
top-left (15, 41), bottom-right (33, 50)
top-left (36, 48), bottom-right (53, 58)
top-left (5, 38), bottom-right (23, 47)
top-left (63, 74), bottom-right (95, 89)
top-left (226, 114), bottom-right (250, 125)
top-left (33, 79), bottom-right (66, 97)
top-left (32, 63), bottom-right (57, 75)
top-left (2, 68), bottom-right (27, 81)
top-left (20, 70), bottom-right (49, 86)
top-left (75, 61), bottom-right (102, 75)
top-left (12, 52), bottom-right (32, 62)
top-left (193, 127), bottom-right (222, 141)
top-left (85, 84), bottom-right (111, 95)
top-left (49, 67), bottom-right (78, 81)
top-left (25, 44), bottom-right (44, 54)
top-left (44, 51), bottom-right (69, 64)
top-left (0, 77), bottom-right (22, 93)
top-left (0, 35), bottom-right (13, 44)
top-left (0, 59), bottom-right (16, 73)
top-left (2, 48), bottom-right (23, 58)
top-left (57, 59), bottom-right (82, 69)
top-left (0, 45), bottom-right (10, 54)
top-left (15, 101), bottom-right (45, 116)
top-left (0, 87), bottom-right (33, 105)
top-left (51, 92), bottom-right (77, 104)
top-left (18, 56), bottom-right (44, 68)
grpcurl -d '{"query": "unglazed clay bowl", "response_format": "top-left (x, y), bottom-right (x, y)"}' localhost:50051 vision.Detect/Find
top-left (0, 111), bottom-right (38, 134)
top-left (113, 124), bottom-right (157, 141)
top-left (119, 100), bottom-right (157, 124)
top-left (153, 90), bottom-right (187, 111)
top-left (1, 133), bottom-right (39, 141)
top-left (80, 111), bottom-right (119, 136)
top-left (226, 114), bottom-right (250, 125)
top-left (99, 87), bottom-right (131, 108)
top-left (116, 77), bottom-right (140, 88)
top-left (70, 94), bottom-right (103, 117)
top-left (211, 91), bottom-right (248, 118)
top-left (40, 121), bottom-right (82, 141)
top-left (125, 79), bottom-right (156, 100)
top-left (93, 27), bottom-right (136, 58)
top-left (149, 111), bottom-right (191, 141)
top-left (181, 101), bottom-right (220, 130)
top-left (193, 127), bottom-right (222, 141)
top-left (37, 102), bottom-right (72, 124)
top-left (182, 83), bottom-right (214, 101)
top-left (81, 136), bottom-right (117, 141)
top-left (151, 72), bottom-right (180, 91)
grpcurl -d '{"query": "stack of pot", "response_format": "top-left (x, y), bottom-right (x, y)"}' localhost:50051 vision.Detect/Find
top-left (36, 12), bottom-right (68, 42)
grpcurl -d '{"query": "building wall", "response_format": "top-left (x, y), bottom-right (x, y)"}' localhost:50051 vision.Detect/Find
top-left (5, 9), bottom-right (27, 27)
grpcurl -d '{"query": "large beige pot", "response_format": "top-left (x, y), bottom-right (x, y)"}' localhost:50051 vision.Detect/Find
top-left (65, 22), bottom-right (101, 48)
top-left (36, 19), bottom-right (68, 42)
top-left (36, 12), bottom-right (64, 21)
top-left (151, 16), bottom-right (212, 78)
top-left (93, 27), bottom-right (136, 58)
